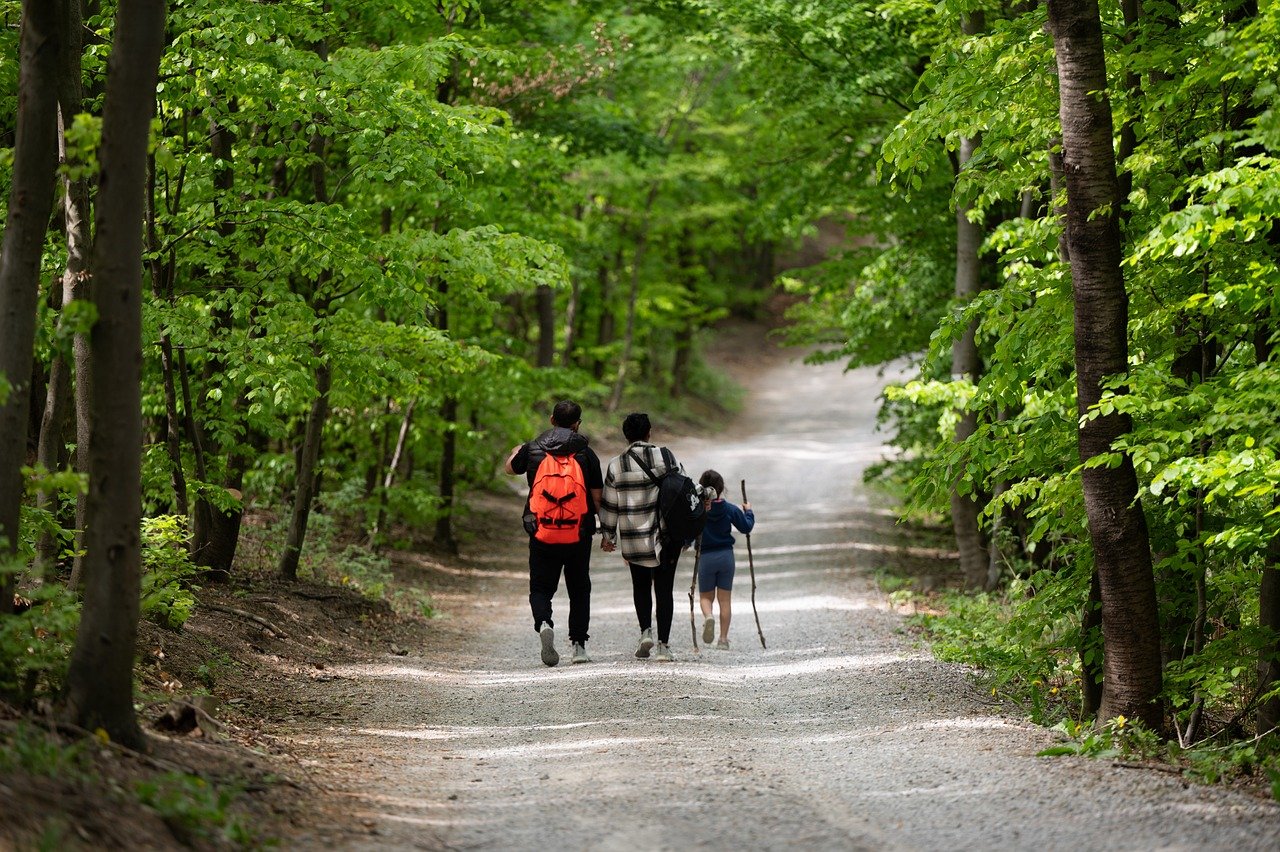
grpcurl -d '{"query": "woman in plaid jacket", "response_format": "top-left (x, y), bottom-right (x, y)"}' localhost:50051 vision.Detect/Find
top-left (599, 412), bottom-right (693, 662)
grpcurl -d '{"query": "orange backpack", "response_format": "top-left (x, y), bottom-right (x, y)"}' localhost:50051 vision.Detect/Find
top-left (528, 453), bottom-right (588, 544)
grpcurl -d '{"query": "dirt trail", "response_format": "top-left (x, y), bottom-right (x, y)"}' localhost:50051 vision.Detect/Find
top-left (286, 351), bottom-right (1280, 851)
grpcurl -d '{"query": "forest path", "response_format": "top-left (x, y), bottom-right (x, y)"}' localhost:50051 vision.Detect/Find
top-left (288, 346), bottom-right (1280, 850)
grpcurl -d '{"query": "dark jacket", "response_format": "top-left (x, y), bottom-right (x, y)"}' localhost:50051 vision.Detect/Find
top-left (699, 499), bottom-right (754, 552)
top-left (512, 427), bottom-right (603, 541)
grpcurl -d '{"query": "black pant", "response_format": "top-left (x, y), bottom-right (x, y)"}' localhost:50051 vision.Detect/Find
top-left (629, 543), bottom-right (681, 644)
top-left (529, 538), bottom-right (592, 644)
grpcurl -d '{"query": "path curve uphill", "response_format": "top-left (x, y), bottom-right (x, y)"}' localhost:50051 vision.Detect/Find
top-left (293, 353), bottom-right (1280, 850)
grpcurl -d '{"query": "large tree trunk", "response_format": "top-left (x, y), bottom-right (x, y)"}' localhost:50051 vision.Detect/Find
top-left (37, 1), bottom-right (92, 578)
top-left (1047, 0), bottom-right (1163, 731)
top-left (951, 126), bottom-right (988, 590)
top-left (62, 0), bottom-right (166, 750)
top-left (0, 0), bottom-right (60, 607)
top-left (279, 358), bottom-right (331, 580)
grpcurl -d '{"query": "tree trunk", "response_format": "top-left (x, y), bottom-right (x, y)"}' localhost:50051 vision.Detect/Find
top-left (434, 395), bottom-right (459, 554)
top-left (190, 107), bottom-right (239, 573)
top-left (672, 322), bottom-right (693, 398)
top-left (560, 275), bottom-right (580, 369)
top-left (1256, 308), bottom-right (1279, 734)
top-left (278, 358), bottom-right (331, 580)
top-left (146, 155), bottom-right (188, 517)
top-left (38, 2), bottom-right (92, 579)
top-left (34, 276), bottom-right (71, 578)
top-left (593, 258), bottom-right (616, 379)
top-left (536, 284), bottom-right (555, 367)
top-left (62, 0), bottom-right (166, 750)
top-left (1047, 0), bottom-right (1163, 731)
top-left (0, 0), bottom-right (60, 607)
top-left (951, 127), bottom-right (988, 590)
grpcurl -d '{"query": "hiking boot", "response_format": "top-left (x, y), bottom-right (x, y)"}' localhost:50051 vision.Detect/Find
top-left (702, 616), bottom-right (715, 644)
top-left (715, 639), bottom-right (730, 650)
top-left (539, 623), bottom-right (559, 667)
top-left (653, 642), bottom-right (674, 662)
top-left (571, 642), bottom-right (591, 664)
top-left (635, 628), bottom-right (654, 659)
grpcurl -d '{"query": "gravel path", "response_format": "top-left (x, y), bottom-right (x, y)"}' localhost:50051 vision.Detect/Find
top-left (290, 353), bottom-right (1280, 851)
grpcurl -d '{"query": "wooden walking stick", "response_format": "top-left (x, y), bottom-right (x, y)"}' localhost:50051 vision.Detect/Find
top-left (688, 534), bottom-right (701, 653)
top-left (742, 480), bottom-right (766, 649)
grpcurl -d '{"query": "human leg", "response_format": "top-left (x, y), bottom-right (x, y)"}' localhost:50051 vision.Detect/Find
top-left (716, 587), bottom-right (733, 643)
top-left (562, 540), bottom-right (592, 645)
top-left (653, 546), bottom-right (680, 644)
top-left (528, 540), bottom-right (564, 632)
top-left (629, 561), bottom-right (653, 632)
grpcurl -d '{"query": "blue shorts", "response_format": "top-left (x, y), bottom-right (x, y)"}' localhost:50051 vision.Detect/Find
top-left (698, 548), bottom-right (735, 593)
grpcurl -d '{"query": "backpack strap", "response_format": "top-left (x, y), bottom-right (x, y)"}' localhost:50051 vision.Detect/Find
top-left (627, 448), bottom-right (662, 487)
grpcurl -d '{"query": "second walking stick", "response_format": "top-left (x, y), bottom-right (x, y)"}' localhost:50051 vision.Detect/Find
top-left (741, 479), bottom-right (766, 649)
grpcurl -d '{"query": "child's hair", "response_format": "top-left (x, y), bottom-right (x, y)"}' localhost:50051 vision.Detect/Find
top-left (699, 469), bottom-right (725, 499)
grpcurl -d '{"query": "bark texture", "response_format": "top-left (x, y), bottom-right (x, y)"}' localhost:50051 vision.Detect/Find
top-left (63, 0), bottom-right (167, 749)
top-left (951, 129), bottom-right (988, 590)
top-left (279, 359), bottom-right (332, 580)
top-left (0, 0), bottom-right (61, 605)
top-left (1047, 0), bottom-right (1163, 730)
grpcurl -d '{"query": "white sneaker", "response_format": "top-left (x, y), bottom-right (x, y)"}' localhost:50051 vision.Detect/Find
top-left (653, 642), bottom-right (674, 662)
top-left (571, 642), bottom-right (591, 664)
top-left (635, 628), bottom-right (654, 659)
top-left (702, 616), bottom-right (715, 644)
top-left (539, 624), bottom-right (559, 667)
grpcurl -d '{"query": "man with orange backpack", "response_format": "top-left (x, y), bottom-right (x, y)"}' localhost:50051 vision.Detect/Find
top-left (505, 400), bottom-right (603, 667)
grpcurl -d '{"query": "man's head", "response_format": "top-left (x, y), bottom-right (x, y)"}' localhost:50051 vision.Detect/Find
top-left (551, 400), bottom-right (582, 430)
top-left (622, 412), bottom-right (651, 443)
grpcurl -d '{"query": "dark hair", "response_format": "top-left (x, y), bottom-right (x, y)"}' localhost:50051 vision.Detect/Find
top-left (551, 400), bottom-right (582, 428)
top-left (699, 469), bottom-right (725, 497)
top-left (622, 412), bottom-right (651, 443)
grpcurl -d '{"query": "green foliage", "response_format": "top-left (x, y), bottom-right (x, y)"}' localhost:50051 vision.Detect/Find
top-left (0, 723), bottom-right (89, 779)
top-left (140, 516), bottom-right (199, 631)
top-left (134, 772), bottom-right (264, 848)
top-left (0, 577), bottom-right (81, 706)
top-left (1039, 717), bottom-right (1162, 761)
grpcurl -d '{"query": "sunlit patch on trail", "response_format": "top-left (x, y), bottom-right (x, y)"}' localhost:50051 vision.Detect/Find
top-left (328, 651), bottom-right (918, 688)
top-left (460, 736), bottom-right (655, 760)
top-left (751, 540), bottom-right (958, 559)
top-left (752, 594), bottom-right (882, 613)
top-left (355, 718), bottom-right (649, 741)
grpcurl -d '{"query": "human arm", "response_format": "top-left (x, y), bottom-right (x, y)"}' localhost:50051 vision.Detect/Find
top-left (504, 442), bottom-right (528, 476)
top-left (730, 502), bottom-right (755, 535)
top-left (598, 463), bottom-right (619, 549)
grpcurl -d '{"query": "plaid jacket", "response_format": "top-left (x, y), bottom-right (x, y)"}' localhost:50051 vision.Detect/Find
top-left (599, 441), bottom-right (683, 567)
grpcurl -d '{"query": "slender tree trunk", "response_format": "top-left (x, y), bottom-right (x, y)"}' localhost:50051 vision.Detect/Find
top-left (63, 0), bottom-right (166, 750)
top-left (536, 284), bottom-right (555, 367)
top-left (190, 107), bottom-right (241, 573)
top-left (435, 395), bottom-right (459, 554)
top-left (370, 399), bottom-right (415, 545)
top-left (561, 275), bottom-right (580, 369)
top-left (1048, 0), bottom-right (1163, 730)
top-left (1256, 310), bottom-right (1280, 734)
top-left (593, 258), bottom-right (616, 379)
top-left (279, 358), bottom-right (331, 580)
top-left (34, 276), bottom-right (71, 578)
top-left (951, 125), bottom-right (988, 590)
top-left (146, 156), bottom-right (187, 517)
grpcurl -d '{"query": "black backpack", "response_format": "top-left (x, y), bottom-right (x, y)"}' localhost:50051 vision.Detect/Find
top-left (627, 447), bottom-right (707, 546)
